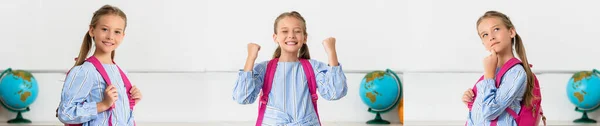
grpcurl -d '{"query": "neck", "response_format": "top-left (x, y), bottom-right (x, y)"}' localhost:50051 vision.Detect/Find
top-left (497, 50), bottom-right (515, 68)
top-left (93, 49), bottom-right (114, 64)
top-left (278, 51), bottom-right (299, 62)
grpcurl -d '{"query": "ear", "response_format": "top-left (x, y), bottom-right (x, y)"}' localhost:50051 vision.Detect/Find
top-left (88, 25), bottom-right (94, 36)
top-left (509, 27), bottom-right (516, 38)
top-left (272, 33), bottom-right (277, 43)
top-left (304, 35), bottom-right (308, 44)
top-left (88, 25), bottom-right (94, 37)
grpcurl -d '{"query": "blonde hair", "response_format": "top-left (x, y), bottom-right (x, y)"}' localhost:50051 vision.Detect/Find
top-left (272, 11), bottom-right (310, 59)
top-left (74, 5), bottom-right (127, 66)
top-left (477, 11), bottom-right (536, 109)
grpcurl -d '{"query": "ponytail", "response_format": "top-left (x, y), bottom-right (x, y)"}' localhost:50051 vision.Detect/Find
top-left (299, 43), bottom-right (310, 59)
top-left (74, 33), bottom-right (92, 66)
top-left (514, 33), bottom-right (537, 108)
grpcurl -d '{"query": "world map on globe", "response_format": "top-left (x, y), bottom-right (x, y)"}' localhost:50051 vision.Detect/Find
top-left (364, 71), bottom-right (385, 103)
top-left (0, 69), bottom-right (38, 111)
top-left (567, 70), bottom-right (600, 111)
top-left (12, 70), bottom-right (34, 102)
top-left (571, 71), bottom-right (595, 103)
top-left (359, 69), bottom-right (401, 113)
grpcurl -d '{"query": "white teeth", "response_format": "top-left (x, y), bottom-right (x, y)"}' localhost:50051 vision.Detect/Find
top-left (285, 42), bottom-right (297, 45)
top-left (102, 42), bottom-right (114, 46)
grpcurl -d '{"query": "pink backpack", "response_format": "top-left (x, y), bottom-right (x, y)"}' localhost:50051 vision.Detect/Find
top-left (467, 58), bottom-right (546, 126)
top-left (255, 58), bottom-right (321, 126)
top-left (60, 56), bottom-right (136, 126)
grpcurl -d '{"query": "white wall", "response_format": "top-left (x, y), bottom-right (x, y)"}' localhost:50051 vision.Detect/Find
top-left (1, 0), bottom-right (600, 125)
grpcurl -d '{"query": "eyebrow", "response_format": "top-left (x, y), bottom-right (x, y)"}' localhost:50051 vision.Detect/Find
top-left (99, 24), bottom-right (123, 31)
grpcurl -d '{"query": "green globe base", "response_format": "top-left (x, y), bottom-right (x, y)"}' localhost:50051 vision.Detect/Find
top-left (574, 111), bottom-right (596, 123)
top-left (7, 111), bottom-right (31, 124)
top-left (366, 112), bottom-right (390, 124)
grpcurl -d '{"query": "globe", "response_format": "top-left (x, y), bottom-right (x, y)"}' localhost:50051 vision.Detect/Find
top-left (566, 69), bottom-right (600, 123)
top-left (0, 68), bottom-right (38, 123)
top-left (359, 69), bottom-right (402, 124)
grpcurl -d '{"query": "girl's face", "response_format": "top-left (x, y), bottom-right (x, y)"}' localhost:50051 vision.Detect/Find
top-left (477, 17), bottom-right (516, 54)
top-left (89, 14), bottom-right (126, 54)
top-left (273, 17), bottom-right (307, 54)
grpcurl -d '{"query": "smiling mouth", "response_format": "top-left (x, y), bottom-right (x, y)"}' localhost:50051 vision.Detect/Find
top-left (102, 41), bottom-right (115, 46)
top-left (285, 41), bottom-right (298, 46)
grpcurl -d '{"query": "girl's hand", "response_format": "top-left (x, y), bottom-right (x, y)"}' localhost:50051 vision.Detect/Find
top-left (130, 85), bottom-right (142, 104)
top-left (244, 43), bottom-right (261, 71)
top-left (483, 48), bottom-right (498, 79)
top-left (462, 88), bottom-right (475, 105)
top-left (322, 37), bottom-right (339, 66)
top-left (322, 37), bottom-right (336, 55)
top-left (247, 43), bottom-right (261, 61)
top-left (99, 85), bottom-right (118, 112)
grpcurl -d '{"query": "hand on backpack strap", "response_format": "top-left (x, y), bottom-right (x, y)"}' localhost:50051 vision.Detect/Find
top-left (99, 85), bottom-right (118, 112)
top-left (462, 88), bottom-right (474, 105)
top-left (130, 85), bottom-right (142, 104)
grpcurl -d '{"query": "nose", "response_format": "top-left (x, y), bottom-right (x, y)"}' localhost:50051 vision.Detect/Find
top-left (287, 32), bottom-right (295, 39)
top-left (107, 32), bottom-right (115, 40)
top-left (488, 35), bottom-right (495, 42)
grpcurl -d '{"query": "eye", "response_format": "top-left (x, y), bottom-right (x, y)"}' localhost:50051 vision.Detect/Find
top-left (482, 33), bottom-right (488, 38)
top-left (282, 30), bottom-right (288, 33)
top-left (295, 30), bottom-right (301, 33)
top-left (102, 28), bottom-right (108, 31)
top-left (494, 28), bottom-right (500, 31)
top-left (115, 31), bottom-right (121, 34)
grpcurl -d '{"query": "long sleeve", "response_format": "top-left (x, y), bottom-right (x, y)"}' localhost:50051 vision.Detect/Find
top-left (232, 61), bottom-right (268, 104)
top-left (311, 59), bottom-right (348, 100)
top-left (58, 66), bottom-right (100, 124)
top-left (476, 65), bottom-right (527, 121)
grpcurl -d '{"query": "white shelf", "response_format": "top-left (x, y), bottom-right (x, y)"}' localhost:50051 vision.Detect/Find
top-left (5, 121), bottom-right (599, 126)
top-left (0, 122), bottom-right (403, 126)
top-left (407, 121), bottom-right (599, 126)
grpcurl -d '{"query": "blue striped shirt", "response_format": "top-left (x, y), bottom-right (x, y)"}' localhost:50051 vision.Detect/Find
top-left (233, 59), bottom-right (348, 126)
top-left (58, 62), bottom-right (135, 126)
top-left (467, 64), bottom-right (527, 126)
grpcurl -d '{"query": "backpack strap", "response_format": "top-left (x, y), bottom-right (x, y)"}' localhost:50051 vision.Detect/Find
top-left (255, 58), bottom-right (279, 126)
top-left (540, 108), bottom-right (546, 126)
top-left (116, 65), bottom-right (135, 110)
top-left (467, 76), bottom-right (484, 111)
top-left (494, 58), bottom-right (523, 87)
top-left (86, 56), bottom-right (136, 126)
top-left (86, 57), bottom-right (115, 111)
top-left (465, 76), bottom-right (484, 126)
top-left (255, 58), bottom-right (321, 126)
top-left (489, 58), bottom-right (523, 126)
top-left (299, 59), bottom-right (321, 126)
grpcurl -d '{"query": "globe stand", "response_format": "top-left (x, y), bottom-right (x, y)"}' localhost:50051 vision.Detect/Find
top-left (366, 108), bottom-right (390, 124)
top-left (0, 104), bottom-right (32, 124)
top-left (7, 111), bottom-right (31, 124)
top-left (574, 107), bottom-right (597, 123)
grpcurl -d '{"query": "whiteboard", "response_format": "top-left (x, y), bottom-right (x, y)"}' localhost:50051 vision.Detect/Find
top-left (1, 0), bottom-right (599, 72)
